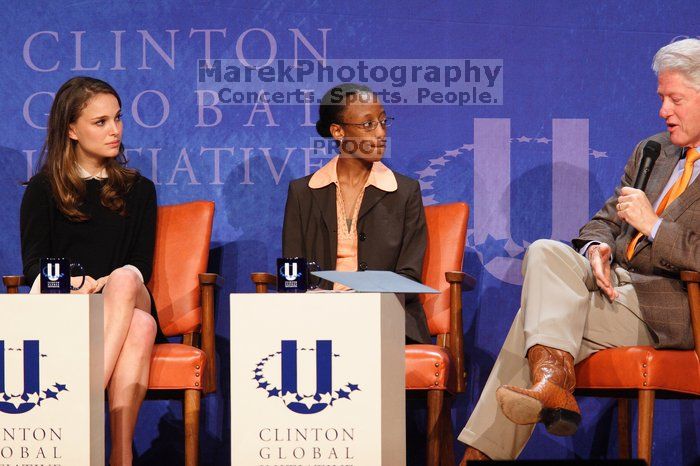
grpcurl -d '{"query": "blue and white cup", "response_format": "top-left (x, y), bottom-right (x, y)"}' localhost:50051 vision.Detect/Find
top-left (276, 257), bottom-right (320, 293)
top-left (40, 258), bottom-right (86, 294)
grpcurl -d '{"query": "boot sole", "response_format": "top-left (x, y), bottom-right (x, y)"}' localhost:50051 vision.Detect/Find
top-left (496, 386), bottom-right (542, 424)
top-left (497, 386), bottom-right (581, 436)
top-left (542, 408), bottom-right (581, 436)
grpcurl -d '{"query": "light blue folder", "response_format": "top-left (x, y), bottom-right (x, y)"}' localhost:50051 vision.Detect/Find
top-left (311, 270), bottom-right (439, 293)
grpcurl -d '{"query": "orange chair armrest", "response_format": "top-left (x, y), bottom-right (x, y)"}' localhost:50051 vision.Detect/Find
top-left (3, 275), bottom-right (26, 294)
top-left (681, 271), bottom-right (700, 283)
top-left (199, 273), bottom-right (221, 394)
top-left (446, 270), bottom-right (476, 291)
top-left (251, 272), bottom-right (276, 293)
top-left (681, 271), bottom-right (700, 357)
top-left (445, 271), bottom-right (467, 393)
top-left (199, 272), bottom-right (223, 287)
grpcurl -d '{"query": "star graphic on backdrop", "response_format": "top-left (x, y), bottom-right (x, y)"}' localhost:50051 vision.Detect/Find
top-left (415, 166), bottom-right (438, 178)
top-left (516, 136), bottom-right (532, 143)
top-left (591, 150), bottom-right (607, 158)
top-left (54, 383), bottom-right (68, 392)
top-left (257, 381), bottom-right (269, 389)
top-left (535, 137), bottom-right (551, 144)
top-left (445, 149), bottom-right (462, 156)
top-left (282, 392), bottom-right (297, 405)
top-left (429, 156), bottom-right (449, 166)
top-left (267, 388), bottom-right (280, 398)
top-left (419, 180), bottom-right (433, 190)
top-left (422, 195), bottom-right (437, 206)
top-left (474, 235), bottom-right (514, 264)
top-left (503, 239), bottom-right (525, 258)
top-left (43, 389), bottom-right (58, 400)
top-left (347, 383), bottom-right (360, 392)
top-left (336, 389), bottom-right (351, 400)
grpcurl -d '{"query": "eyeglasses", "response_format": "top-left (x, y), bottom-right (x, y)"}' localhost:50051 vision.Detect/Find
top-left (338, 117), bottom-right (394, 132)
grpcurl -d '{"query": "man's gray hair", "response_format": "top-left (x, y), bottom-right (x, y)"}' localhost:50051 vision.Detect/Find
top-left (652, 38), bottom-right (700, 90)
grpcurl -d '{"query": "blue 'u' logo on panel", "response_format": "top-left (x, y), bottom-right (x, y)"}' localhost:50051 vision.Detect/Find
top-left (253, 340), bottom-right (360, 414)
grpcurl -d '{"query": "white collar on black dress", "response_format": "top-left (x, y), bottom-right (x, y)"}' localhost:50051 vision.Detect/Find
top-left (77, 164), bottom-right (108, 180)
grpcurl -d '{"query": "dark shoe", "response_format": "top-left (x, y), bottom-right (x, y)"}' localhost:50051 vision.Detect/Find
top-left (495, 344), bottom-right (581, 436)
top-left (459, 446), bottom-right (491, 465)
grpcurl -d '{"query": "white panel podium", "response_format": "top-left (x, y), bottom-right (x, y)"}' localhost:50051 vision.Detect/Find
top-left (0, 295), bottom-right (104, 465)
top-left (231, 293), bottom-right (406, 466)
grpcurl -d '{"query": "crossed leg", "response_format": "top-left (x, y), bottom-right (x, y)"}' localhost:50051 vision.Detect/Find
top-left (458, 239), bottom-right (655, 460)
top-left (102, 267), bottom-right (157, 466)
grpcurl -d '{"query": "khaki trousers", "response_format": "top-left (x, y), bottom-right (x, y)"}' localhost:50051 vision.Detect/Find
top-left (457, 239), bottom-right (655, 460)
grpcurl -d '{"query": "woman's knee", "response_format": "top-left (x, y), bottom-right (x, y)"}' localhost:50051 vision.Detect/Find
top-left (104, 267), bottom-right (142, 297)
top-left (129, 309), bottom-right (158, 344)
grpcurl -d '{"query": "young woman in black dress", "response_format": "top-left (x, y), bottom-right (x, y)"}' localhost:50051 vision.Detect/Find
top-left (20, 77), bottom-right (157, 466)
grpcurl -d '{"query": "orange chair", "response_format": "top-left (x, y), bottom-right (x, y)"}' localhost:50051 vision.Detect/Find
top-left (251, 202), bottom-right (473, 466)
top-left (406, 202), bottom-right (472, 466)
top-left (4, 200), bottom-right (220, 466)
top-left (575, 271), bottom-right (700, 465)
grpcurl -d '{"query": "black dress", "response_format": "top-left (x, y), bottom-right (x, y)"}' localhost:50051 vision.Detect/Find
top-left (20, 171), bottom-right (164, 340)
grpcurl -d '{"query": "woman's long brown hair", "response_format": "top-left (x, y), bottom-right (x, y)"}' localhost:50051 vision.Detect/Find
top-left (38, 76), bottom-right (137, 221)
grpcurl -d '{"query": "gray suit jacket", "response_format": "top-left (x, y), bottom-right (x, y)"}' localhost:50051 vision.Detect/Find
top-left (573, 132), bottom-right (700, 349)
top-left (282, 171), bottom-right (431, 343)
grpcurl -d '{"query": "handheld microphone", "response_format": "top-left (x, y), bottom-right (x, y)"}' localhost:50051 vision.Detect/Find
top-left (633, 141), bottom-right (662, 191)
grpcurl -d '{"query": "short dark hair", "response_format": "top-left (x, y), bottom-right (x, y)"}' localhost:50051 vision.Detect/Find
top-left (315, 83), bottom-right (375, 138)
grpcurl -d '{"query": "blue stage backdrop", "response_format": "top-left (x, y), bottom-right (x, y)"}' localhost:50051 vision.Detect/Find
top-left (2, 1), bottom-right (699, 464)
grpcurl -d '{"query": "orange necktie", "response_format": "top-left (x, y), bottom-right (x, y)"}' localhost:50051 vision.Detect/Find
top-left (626, 147), bottom-right (700, 260)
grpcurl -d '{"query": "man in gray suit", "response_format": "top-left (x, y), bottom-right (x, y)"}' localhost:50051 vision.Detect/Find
top-left (459, 38), bottom-right (700, 463)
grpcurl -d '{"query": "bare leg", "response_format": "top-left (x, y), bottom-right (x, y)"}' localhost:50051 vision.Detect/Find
top-left (103, 268), bottom-right (151, 388)
top-left (108, 308), bottom-right (156, 466)
top-left (102, 268), bottom-right (156, 466)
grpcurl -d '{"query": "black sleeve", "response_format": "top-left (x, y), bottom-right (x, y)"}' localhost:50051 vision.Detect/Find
top-left (282, 181), bottom-right (304, 258)
top-left (127, 177), bottom-right (157, 283)
top-left (395, 180), bottom-right (427, 282)
top-left (20, 176), bottom-right (52, 284)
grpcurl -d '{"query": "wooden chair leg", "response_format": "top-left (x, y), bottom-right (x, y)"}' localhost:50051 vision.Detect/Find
top-left (439, 394), bottom-right (455, 466)
top-left (184, 389), bottom-right (202, 466)
top-left (637, 390), bottom-right (655, 466)
top-left (617, 398), bottom-right (631, 459)
top-left (426, 390), bottom-right (444, 466)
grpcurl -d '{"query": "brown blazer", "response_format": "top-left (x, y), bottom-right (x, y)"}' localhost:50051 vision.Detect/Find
top-left (573, 132), bottom-right (700, 349)
top-left (282, 170), bottom-right (431, 343)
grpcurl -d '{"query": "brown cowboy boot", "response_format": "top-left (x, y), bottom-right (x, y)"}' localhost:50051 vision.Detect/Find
top-left (459, 446), bottom-right (491, 465)
top-left (495, 344), bottom-right (581, 436)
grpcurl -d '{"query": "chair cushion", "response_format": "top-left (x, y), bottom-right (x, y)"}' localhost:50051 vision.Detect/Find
top-left (575, 346), bottom-right (700, 395)
top-left (148, 343), bottom-right (207, 390)
top-left (405, 344), bottom-right (451, 391)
